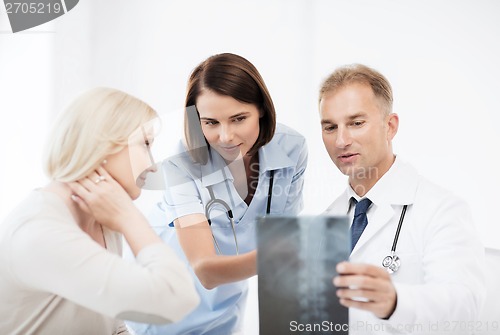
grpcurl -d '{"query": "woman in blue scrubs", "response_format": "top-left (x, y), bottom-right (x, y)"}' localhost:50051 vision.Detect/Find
top-left (129, 53), bottom-right (308, 335)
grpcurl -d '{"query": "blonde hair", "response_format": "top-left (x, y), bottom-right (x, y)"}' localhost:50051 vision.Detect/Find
top-left (44, 87), bottom-right (157, 182)
top-left (319, 64), bottom-right (393, 115)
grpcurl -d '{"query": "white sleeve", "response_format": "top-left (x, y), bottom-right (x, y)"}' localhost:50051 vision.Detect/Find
top-left (9, 219), bottom-right (200, 324)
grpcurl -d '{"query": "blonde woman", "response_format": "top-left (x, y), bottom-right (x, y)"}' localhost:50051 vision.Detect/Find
top-left (0, 88), bottom-right (199, 335)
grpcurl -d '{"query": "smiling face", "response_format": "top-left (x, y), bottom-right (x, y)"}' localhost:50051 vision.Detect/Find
top-left (319, 83), bottom-right (399, 195)
top-left (196, 89), bottom-right (261, 162)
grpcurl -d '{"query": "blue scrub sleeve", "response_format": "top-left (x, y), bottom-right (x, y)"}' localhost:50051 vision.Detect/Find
top-left (283, 137), bottom-right (308, 215)
top-left (161, 158), bottom-right (205, 224)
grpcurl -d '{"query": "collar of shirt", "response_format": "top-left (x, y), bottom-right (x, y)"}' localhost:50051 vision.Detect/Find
top-left (345, 155), bottom-right (417, 212)
top-left (257, 136), bottom-right (296, 175)
top-left (200, 149), bottom-right (233, 187)
top-left (199, 138), bottom-right (296, 188)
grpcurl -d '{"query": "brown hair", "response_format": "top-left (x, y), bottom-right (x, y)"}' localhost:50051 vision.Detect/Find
top-left (184, 53), bottom-right (276, 164)
top-left (319, 64), bottom-right (393, 115)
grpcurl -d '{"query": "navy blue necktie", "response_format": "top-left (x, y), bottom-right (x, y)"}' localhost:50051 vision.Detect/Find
top-left (351, 198), bottom-right (372, 252)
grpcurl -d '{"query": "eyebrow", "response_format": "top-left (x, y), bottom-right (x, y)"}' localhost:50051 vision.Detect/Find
top-left (321, 112), bottom-right (368, 125)
top-left (348, 112), bottom-right (367, 120)
top-left (199, 112), bottom-right (251, 121)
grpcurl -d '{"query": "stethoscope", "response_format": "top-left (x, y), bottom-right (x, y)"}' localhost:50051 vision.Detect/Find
top-left (381, 204), bottom-right (408, 274)
top-left (205, 169), bottom-right (275, 255)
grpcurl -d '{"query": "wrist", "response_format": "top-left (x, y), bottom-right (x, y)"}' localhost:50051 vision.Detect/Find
top-left (115, 211), bottom-right (146, 234)
top-left (119, 214), bottom-right (162, 256)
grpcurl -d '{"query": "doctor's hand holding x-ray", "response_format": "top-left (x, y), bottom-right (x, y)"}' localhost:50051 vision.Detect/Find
top-left (319, 64), bottom-right (485, 334)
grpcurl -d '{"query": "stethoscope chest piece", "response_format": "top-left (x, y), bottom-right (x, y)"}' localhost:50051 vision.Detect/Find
top-left (381, 204), bottom-right (408, 274)
top-left (382, 252), bottom-right (401, 274)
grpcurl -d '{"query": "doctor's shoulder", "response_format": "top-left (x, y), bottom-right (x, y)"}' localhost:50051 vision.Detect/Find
top-left (412, 173), bottom-right (476, 229)
top-left (414, 173), bottom-right (468, 209)
top-left (272, 123), bottom-right (308, 157)
top-left (160, 139), bottom-right (203, 179)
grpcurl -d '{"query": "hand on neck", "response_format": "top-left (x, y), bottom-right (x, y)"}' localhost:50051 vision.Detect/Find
top-left (42, 181), bottom-right (96, 230)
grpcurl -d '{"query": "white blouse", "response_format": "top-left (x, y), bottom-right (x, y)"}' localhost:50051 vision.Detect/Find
top-left (0, 190), bottom-right (199, 335)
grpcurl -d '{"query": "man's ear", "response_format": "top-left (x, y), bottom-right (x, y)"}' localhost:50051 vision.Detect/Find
top-left (387, 113), bottom-right (399, 141)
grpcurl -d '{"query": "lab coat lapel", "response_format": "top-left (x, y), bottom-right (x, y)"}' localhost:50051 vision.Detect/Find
top-left (325, 191), bottom-right (395, 254)
top-left (324, 190), bottom-right (350, 215)
top-left (351, 203), bottom-right (394, 255)
top-left (349, 157), bottom-right (418, 255)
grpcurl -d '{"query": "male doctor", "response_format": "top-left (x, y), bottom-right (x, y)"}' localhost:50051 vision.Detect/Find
top-left (319, 64), bottom-right (485, 334)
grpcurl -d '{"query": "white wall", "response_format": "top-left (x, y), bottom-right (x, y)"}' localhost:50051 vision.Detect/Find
top-left (1, 1), bottom-right (499, 332)
top-left (0, 10), bottom-right (53, 221)
top-left (2, 0), bottom-right (499, 247)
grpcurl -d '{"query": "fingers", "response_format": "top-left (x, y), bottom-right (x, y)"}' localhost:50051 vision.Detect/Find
top-left (333, 263), bottom-right (393, 294)
top-left (336, 285), bottom-right (388, 302)
top-left (73, 167), bottom-right (111, 194)
top-left (68, 171), bottom-right (109, 206)
top-left (70, 193), bottom-right (91, 214)
top-left (337, 298), bottom-right (387, 312)
top-left (334, 273), bottom-right (393, 303)
top-left (68, 181), bottom-right (91, 198)
top-left (337, 262), bottom-right (390, 279)
top-left (92, 175), bottom-right (106, 184)
top-left (95, 165), bottom-right (115, 183)
top-left (68, 182), bottom-right (92, 213)
top-left (333, 262), bottom-right (397, 318)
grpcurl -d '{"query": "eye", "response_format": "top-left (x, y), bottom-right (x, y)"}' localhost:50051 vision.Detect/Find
top-left (322, 124), bottom-right (337, 133)
top-left (350, 120), bottom-right (365, 127)
top-left (203, 120), bottom-right (219, 126)
top-left (233, 116), bottom-right (247, 122)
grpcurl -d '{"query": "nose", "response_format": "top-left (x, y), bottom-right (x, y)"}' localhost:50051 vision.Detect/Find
top-left (335, 126), bottom-right (351, 149)
top-left (147, 162), bottom-right (158, 173)
top-left (219, 123), bottom-right (234, 143)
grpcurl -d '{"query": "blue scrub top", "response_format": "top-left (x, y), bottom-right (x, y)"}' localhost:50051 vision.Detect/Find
top-left (128, 123), bottom-right (308, 335)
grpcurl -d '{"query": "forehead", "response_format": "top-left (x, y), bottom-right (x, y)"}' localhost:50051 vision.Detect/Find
top-left (196, 89), bottom-right (258, 117)
top-left (319, 83), bottom-right (381, 120)
top-left (127, 118), bottom-right (160, 144)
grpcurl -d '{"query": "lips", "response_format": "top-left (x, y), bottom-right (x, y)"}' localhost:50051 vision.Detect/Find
top-left (338, 153), bottom-right (359, 164)
top-left (219, 144), bottom-right (241, 153)
top-left (137, 177), bottom-right (146, 186)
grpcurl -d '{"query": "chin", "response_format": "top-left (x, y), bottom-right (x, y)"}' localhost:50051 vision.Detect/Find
top-left (334, 162), bottom-right (350, 176)
top-left (124, 186), bottom-right (141, 200)
top-left (219, 152), bottom-right (240, 163)
top-left (131, 190), bottom-right (141, 200)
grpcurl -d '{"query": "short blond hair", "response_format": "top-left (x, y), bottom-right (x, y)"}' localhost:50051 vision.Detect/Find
top-left (319, 64), bottom-right (393, 114)
top-left (44, 87), bottom-right (157, 182)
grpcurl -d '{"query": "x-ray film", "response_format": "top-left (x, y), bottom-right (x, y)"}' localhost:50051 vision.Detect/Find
top-left (257, 216), bottom-right (349, 335)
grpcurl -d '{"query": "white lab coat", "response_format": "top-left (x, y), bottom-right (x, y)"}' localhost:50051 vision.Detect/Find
top-left (325, 157), bottom-right (485, 335)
